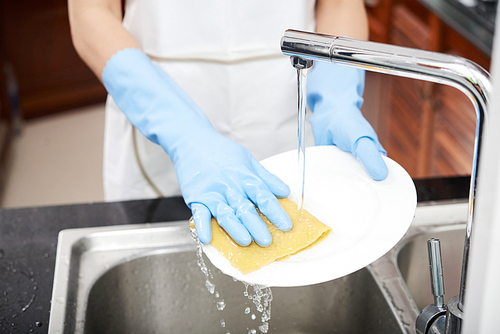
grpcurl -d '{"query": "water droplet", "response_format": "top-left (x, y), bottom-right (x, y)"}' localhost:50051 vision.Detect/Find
top-left (248, 329), bottom-right (256, 334)
top-left (220, 319), bottom-right (226, 327)
top-left (261, 310), bottom-right (271, 322)
top-left (259, 322), bottom-right (269, 333)
top-left (216, 300), bottom-right (226, 311)
top-left (205, 280), bottom-right (215, 294)
top-left (251, 314), bottom-right (256, 320)
top-left (35, 321), bottom-right (42, 327)
top-left (244, 307), bottom-right (251, 314)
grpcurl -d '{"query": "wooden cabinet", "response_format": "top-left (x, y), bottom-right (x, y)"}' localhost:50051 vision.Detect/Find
top-left (0, 0), bottom-right (106, 120)
top-left (365, 0), bottom-right (490, 178)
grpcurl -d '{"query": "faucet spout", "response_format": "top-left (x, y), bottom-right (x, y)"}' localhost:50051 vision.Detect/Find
top-left (281, 29), bottom-right (492, 332)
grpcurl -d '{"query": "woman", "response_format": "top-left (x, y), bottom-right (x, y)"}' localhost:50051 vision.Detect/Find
top-left (68, 0), bottom-right (387, 247)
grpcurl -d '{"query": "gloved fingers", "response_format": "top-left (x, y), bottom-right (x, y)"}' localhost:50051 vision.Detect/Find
top-left (250, 158), bottom-right (290, 198)
top-left (353, 137), bottom-right (389, 181)
top-left (191, 203), bottom-right (213, 244)
top-left (226, 193), bottom-right (273, 247)
top-left (243, 181), bottom-right (293, 232)
top-left (210, 200), bottom-right (253, 247)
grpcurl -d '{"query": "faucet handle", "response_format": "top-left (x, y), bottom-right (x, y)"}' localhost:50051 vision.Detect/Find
top-left (428, 238), bottom-right (445, 307)
top-left (416, 238), bottom-right (447, 334)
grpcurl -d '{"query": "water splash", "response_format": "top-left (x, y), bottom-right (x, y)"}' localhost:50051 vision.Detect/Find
top-left (190, 224), bottom-right (215, 296)
top-left (242, 283), bottom-right (272, 332)
top-left (244, 283), bottom-right (273, 322)
top-left (258, 322), bottom-right (269, 333)
top-left (190, 222), bottom-right (272, 333)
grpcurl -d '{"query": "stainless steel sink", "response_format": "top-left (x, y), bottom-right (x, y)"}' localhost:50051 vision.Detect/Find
top-left (359, 204), bottom-right (469, 334)
top-left (49, 221), bottom-right (408, 334)
top-left (84, 252), bottom-right (401, 334)
top-left (396, 224), bottom-right (466, 311)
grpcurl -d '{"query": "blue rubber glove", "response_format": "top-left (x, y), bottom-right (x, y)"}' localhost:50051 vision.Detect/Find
top-left (307, 62), bottom-right (388, 181)
top-left (102, 49), bottom-right (292, 246)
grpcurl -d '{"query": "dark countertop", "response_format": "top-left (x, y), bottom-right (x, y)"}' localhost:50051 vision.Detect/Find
top-left (417, 0), bottom-right (495, 56)
top-left (0, 197), bottom-right (191, 333)
top-left (0, 176), bottom-right (470, 333)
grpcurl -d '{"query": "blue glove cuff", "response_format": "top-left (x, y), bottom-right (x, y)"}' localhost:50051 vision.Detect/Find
top-left (306, 61), bottom-right (388, 180)
top-left (307, 62), bottom-right (365, 113)
top-left (306, 62), bottom-right (385, 154)
top-left (102, 48), bottom-right (214, 156)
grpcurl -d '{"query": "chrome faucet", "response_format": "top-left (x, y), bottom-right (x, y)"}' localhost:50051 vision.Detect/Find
top-left (281, 29), bottom-right (492, 334)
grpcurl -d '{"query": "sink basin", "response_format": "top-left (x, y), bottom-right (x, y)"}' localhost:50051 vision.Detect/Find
top-left (396, 224), bottom-right (466, 310)
top-left (49, 221), bottom-right (407, 334)
top-left (85, 252), bottom-right (400, 334)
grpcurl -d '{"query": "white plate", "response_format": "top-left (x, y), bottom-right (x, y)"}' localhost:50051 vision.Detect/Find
top-left (202, 146), bottom-right (416, 287)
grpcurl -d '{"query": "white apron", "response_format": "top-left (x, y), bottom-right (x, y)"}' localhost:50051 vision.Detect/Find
top-left (103, 0), bottom-right (316, 201)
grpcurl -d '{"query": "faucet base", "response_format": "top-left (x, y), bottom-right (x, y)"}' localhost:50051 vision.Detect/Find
top-left (445, 296), bottom-right (464, 334)
top-left (416, 304), bottom-right (447, 334)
